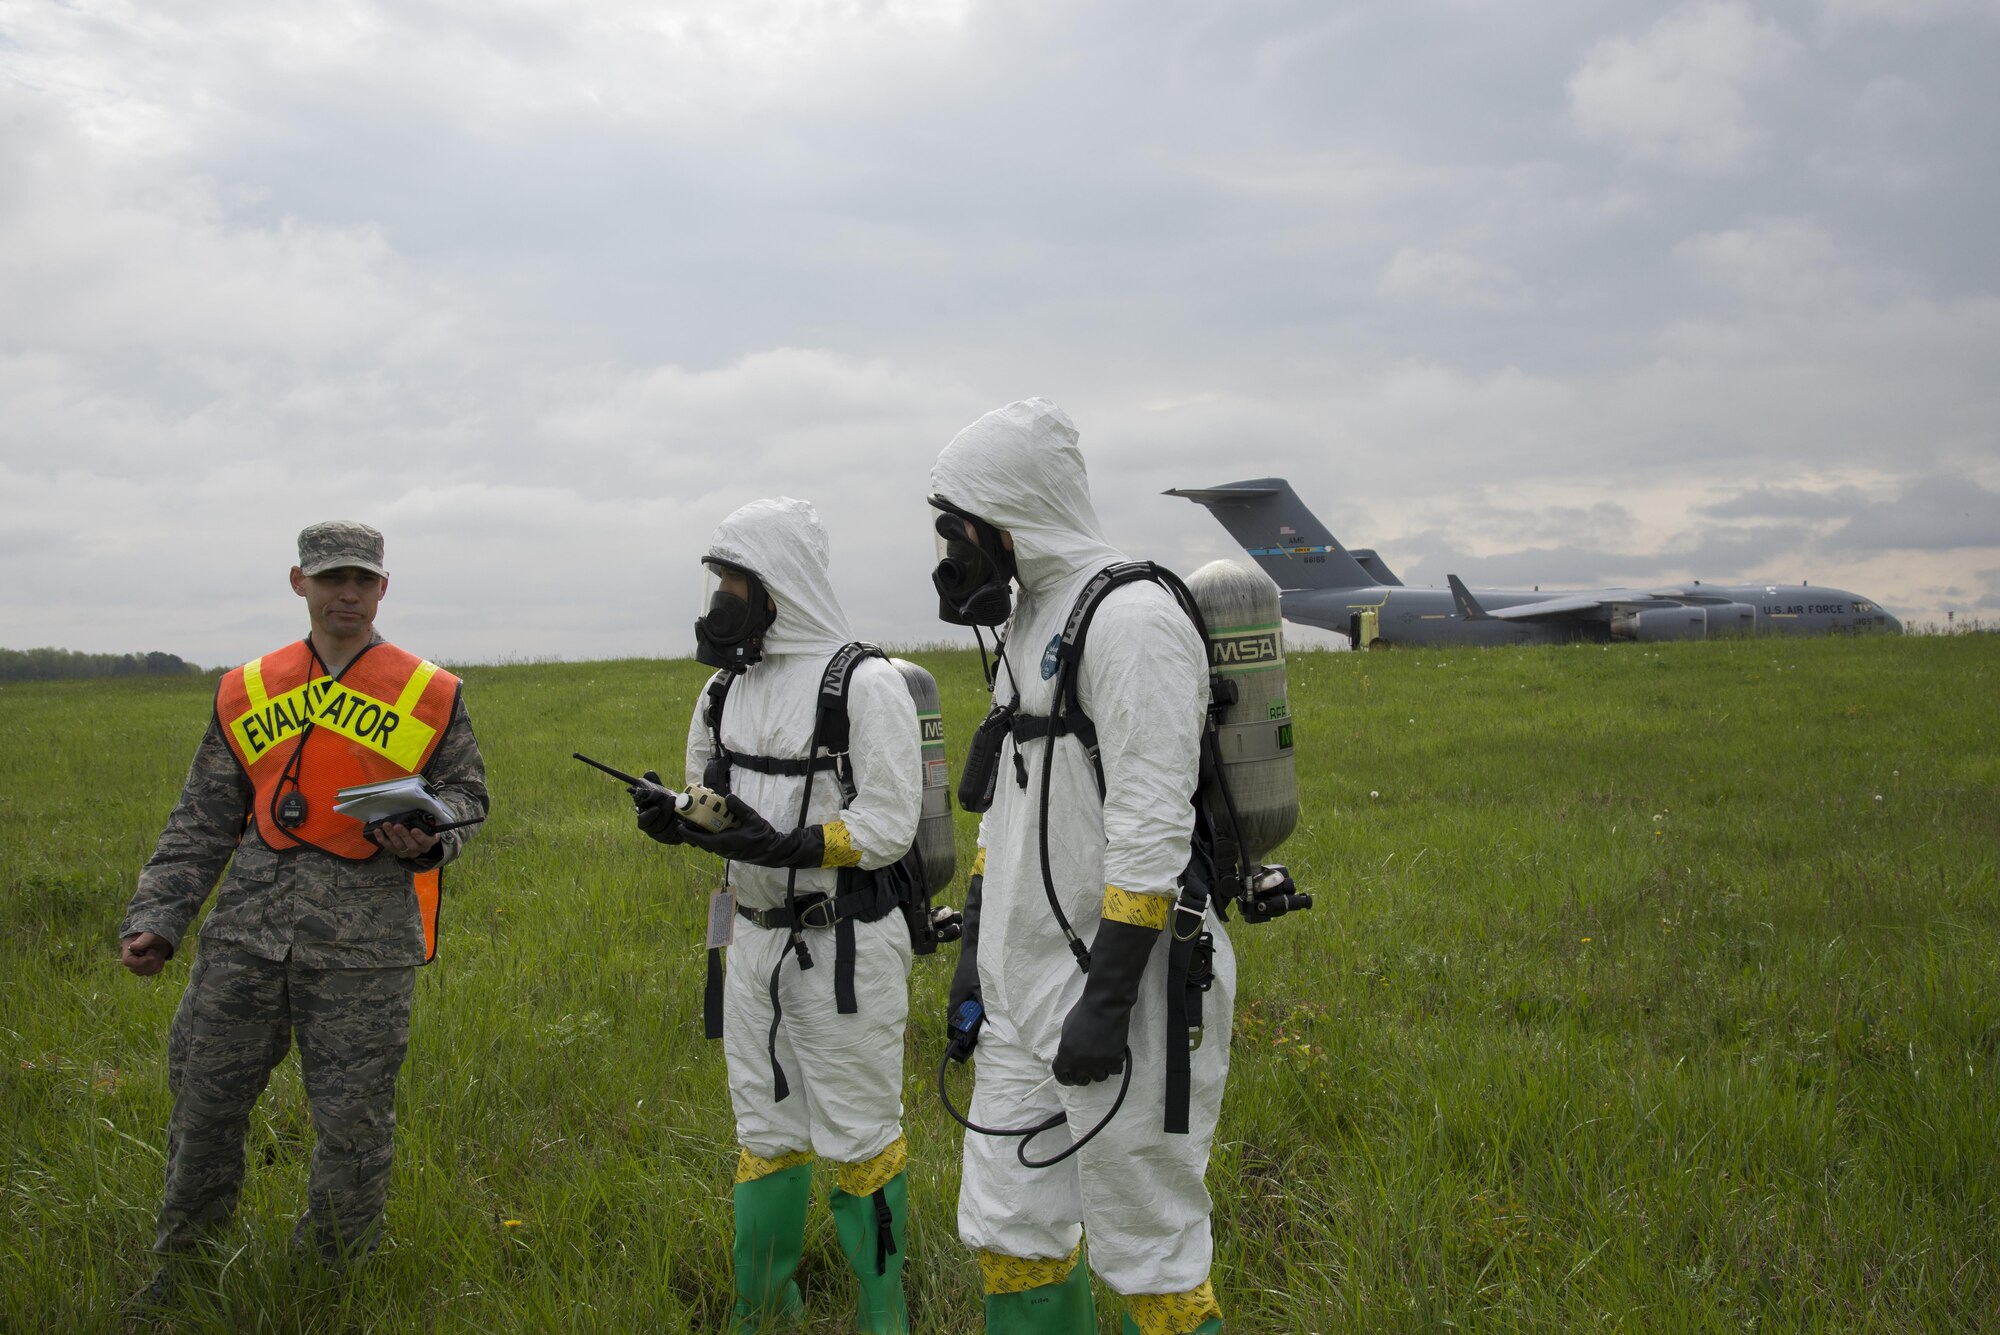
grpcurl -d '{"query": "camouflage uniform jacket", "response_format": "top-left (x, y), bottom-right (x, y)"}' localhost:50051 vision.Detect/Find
top-left (120, 636), bottom-right (489, 970)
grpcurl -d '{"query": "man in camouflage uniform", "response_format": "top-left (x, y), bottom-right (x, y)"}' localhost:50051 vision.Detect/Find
top-left (120, 521), bottom-right (487, 1302)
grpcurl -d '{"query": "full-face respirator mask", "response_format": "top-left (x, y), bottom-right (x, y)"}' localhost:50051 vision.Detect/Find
top-left (929, 499), bottom-right (1016, 628)
top-left (694, 559), bottom-right (775, 673)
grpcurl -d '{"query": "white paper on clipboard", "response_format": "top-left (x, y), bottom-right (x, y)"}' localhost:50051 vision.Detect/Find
top-left (332, 775), bottom-right (455, 824)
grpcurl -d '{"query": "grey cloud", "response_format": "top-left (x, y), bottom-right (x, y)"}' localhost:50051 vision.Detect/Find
top-left (1834, 474), bottom-right (2000, 552)
top-left (1398, 521), bottom-right (1815, 591)
top-left (1567, 3), bottom-right (1801, 173)
top-left (1697, 484), bottom-right (1869, 519)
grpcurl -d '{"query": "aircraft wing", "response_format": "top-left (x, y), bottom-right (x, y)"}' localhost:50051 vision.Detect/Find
top-left (1448, 575), bottom-right (1660, 624)
top-left (1643, 586), bottom-right (1736, 604)
top-left (1483, 593), bottom-right (1621, 621)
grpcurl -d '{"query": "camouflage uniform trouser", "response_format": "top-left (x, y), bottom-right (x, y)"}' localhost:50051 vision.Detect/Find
top-left (154, 942), bottom-right (415, 1258)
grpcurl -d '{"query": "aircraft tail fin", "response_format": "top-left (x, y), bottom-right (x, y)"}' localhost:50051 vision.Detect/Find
top-left (1165, 478), bottom-right (1378, 591)
top-left (1446, 574), bottom-right (1491, 621)
top-left (1349, 549), bottom-right (1403, 586)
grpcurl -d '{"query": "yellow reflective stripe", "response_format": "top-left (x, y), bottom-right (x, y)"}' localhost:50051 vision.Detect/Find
top-left (1127, 1281), bottom-right (1223, 1335)
top-left (735, 1147), bottom-right (813, 1184)
top-left (242, 657), bottom-right (269, 709)
top-left (973, 846), bottom-right (986, 877)
top-left (834, 1135), bottom-right (907, 1197)
top-left (225, 678), bottom-right (438, 771)
top-left (395, 659), bottom-right (441, 715)
top-left (1102, 885), bottom-right (1171, 930)
top-left (977, 1244), bottom-right (1081, 1295)
top-left (821, 820), bottom-right (863, 868)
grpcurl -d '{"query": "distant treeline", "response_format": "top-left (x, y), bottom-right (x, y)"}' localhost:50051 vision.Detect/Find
top-left (0, 647), bottom-right (205, 682)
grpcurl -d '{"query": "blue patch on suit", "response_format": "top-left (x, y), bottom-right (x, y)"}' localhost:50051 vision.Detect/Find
top-left (1040, 633), bottom-right (1063, 679)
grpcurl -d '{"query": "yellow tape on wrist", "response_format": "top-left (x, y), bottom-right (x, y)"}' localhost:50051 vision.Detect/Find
top-left (820, 820), bottom-right (863, 868)
top-left (1101, 885), bottom-right (1171, 930)
top-left (735, 1146), bottom-right (813, 1184)
top-left (1127, 1280), bottom-right (1223, 1335)
top-left (834, 1135), bottom-right (908, 1197)
top-left (977, 1244), bottom-right (1081, 1295)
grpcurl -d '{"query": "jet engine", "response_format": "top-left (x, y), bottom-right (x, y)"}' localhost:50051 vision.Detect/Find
top-left (1611, 603), bottom-right (1756, 641)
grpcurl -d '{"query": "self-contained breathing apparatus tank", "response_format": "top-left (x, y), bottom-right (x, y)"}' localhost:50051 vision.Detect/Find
top-left (890, 658), bottom-right (955, 895)
top-left (1187, 559), bottom-right (1311, 922)
top-left (1189, 559), bottom-right (1297, 860)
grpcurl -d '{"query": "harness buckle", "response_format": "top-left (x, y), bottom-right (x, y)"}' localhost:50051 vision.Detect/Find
top-left (1172, 899), bottom-right (1207, 941)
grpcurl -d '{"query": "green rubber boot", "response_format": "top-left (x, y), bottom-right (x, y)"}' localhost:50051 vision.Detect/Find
top-left (1120, 1312), bottom-right (1223, 1334)
top-left (829, 1172), bottom-right (910, 1333)
top-left (986, 1258), bottom-right (1096, 1333)
top-left (732, 1164), bottom-right (812, 1334)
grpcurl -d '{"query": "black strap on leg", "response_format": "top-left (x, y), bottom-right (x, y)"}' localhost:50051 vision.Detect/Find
top-left (833, 865), bottom-right (859, 1014)
top-left (765, 940), bottom-right (792, 1102)
top-left (1165, 927), bottom-right (1194, 1135)
top-left (871, 1187), bottom-right (897, 1275)
top-left (835, 912), bottom-right (858, 1015)
top-left (1164, 871), bottom-right (1215, 1136)
top-left (704, 946), bottom-right (725, 1040)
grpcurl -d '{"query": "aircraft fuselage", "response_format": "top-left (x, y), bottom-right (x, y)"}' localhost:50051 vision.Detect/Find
top-left (1285, 582), bottom-right (1900, 648)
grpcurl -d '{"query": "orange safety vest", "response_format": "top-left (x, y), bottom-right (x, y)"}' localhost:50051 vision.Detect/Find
top-left (215, 639), bottom-right (462, 962)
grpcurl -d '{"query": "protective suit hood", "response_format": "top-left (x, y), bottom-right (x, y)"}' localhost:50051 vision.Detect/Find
top-left (703, 497), bottom-right (854, 659)
top-left (930, 399), bottom-right (1124, 599)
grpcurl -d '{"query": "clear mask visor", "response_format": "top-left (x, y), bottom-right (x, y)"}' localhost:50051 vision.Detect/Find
top-left (699, 560), bottom-right (762, 642)
top-left (933, 511), bottom-right (977, 568)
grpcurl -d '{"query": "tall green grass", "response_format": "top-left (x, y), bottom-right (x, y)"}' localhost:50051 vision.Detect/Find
top-left (3, 635), bottom-right (1995, 1331)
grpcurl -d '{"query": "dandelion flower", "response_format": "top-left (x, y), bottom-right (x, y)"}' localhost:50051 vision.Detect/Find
top-left (1581, 937), bottom-right (1592, 943)
top-left (503, 1219), bottom-right (523, 1228)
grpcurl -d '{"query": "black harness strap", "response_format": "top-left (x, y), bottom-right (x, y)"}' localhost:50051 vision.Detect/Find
top-left (733, 879), bottom-right (900, 932)
top-left (703, 950), bottom-right (725, 1040)
top-left (722, 750), bottom-right (840, 777)
top-left (1163, 821), bottom-right (1218, 1135)
top-left (835, 895), bottom-right (859, 1014)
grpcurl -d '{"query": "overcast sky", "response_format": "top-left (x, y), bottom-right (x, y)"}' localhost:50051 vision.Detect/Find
top-left (4, 0), bottom-right (1996, 666)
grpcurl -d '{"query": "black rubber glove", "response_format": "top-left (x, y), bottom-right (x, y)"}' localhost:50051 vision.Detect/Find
top-left (1053, 918), bottom-right (1160, 1086)
top-left (632, 770), bottom-right (685, 845)
top-left (947, 873), bottom-right (983, 1039)
top-left (676, 792), bottom-right (824, 868)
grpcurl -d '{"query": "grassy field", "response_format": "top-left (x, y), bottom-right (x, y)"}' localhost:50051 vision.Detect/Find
top-left (3, 633), bottom-right (1997, 1332)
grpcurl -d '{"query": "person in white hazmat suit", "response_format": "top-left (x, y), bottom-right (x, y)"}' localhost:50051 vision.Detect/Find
top-left (929, 401), bottom-right (1234, 1335)
top-left (633, 497), bottom-right (923, 1335)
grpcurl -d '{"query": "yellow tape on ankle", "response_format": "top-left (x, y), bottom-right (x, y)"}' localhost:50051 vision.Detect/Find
top-left (834, 1135), bottom-right (908, 1197)
top-left (977, 1244), bottom-right (1080, 1295)
top-left (1127, 1280), bottom-right (1222, 1335)
top-left (735, 1146), bottom-right (813, 1184)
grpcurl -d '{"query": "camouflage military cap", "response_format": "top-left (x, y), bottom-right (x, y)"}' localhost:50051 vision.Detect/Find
top-left (297, 521), bottom-right (386, 577)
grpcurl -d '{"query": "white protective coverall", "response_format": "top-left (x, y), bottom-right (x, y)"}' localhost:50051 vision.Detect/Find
top-left (932, 401), bottom-right (1238, 1303)
top-left (681, 497), bottom-right (922, 1169)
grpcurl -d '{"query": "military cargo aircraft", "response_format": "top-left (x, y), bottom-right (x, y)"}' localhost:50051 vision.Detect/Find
top-left (1169, 478), bottom-right (1901, 649)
